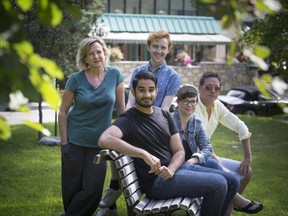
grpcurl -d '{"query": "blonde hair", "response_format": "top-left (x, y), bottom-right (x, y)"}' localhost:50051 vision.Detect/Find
top-left (76, 37), bottom-right (110, 70)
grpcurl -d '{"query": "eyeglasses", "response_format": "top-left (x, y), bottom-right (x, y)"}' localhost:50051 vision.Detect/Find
top-left (204, 85), bottom-right (221, 92)
top-left (181, 99), bottom-right (197, 106)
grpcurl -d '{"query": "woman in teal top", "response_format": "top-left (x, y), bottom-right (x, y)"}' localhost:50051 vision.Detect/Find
top-left (58, 37), bottom-right (125, 216)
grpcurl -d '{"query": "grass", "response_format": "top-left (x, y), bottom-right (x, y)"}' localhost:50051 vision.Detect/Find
top-left (0, 115), bottom-right (288, 215)
top-left (211, 116), bottom-right (288, 216)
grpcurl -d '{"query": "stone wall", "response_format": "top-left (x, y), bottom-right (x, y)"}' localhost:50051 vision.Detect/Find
top-left (110, 61), bottom-right (257, 92)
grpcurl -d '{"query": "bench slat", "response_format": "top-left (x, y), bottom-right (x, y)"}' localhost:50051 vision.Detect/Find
top-left (196, 197), bottom-right (203, 205)
top-left (120, 171), bottom-right (138, 188)
top-left (143, 199), bottom-right (158, 214)
top-left (119, 162), bottom-right (135, 179)
top-left (180, 197), bottom-right (193, 210)
top-left (99, 149), bottom-right (111, 156)
top-left (133, 197), bottom-right (150, 214)
top-left (94, 149), bottom-right (111, 164)
top-left (93, 154), bottom-right (104, 164)
top-left (123, 180), bottom-right (140, 197)
top-left (160, 198), bottom-right (174, 212)
top-left (115, 155), bottom-right (133, 169)
top-left (126, 188), bottom-right (143, 206)
top-left (151, 199), bottom-right (167, 213)
top-left (109, 150), bottom-right (121, 160)
top-left (193, 198), bottom-right (202, 216)
top-left (188, 199), bottom-right (198, 215)
top-left (170, 197), bottom-right (184, 210)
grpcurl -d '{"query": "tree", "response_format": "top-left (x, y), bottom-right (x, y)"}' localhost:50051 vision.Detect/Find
top-left (0, 0), bottom-right (103, 140)
top-left (243, 0), bottom-right (288, 82)
top-left (197, 0), bottom-right (287, 109)
top-left (196, 0), bottom-right (282, 67)
top-left (24, 0), bottom-right (103, 77)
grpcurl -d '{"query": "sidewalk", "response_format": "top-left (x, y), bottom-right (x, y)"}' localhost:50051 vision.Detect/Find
top-left (1, 110), bottom-right (57, 125)
top-left (0, 103), bottom-right (57, 125)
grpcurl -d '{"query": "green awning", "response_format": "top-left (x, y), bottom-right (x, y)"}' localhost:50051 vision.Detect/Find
top-left (95, 13), bottom-right (231, 45)
top-left (101, 33), bottom-right (231, 45)
top-left (98, 13), bottom-right (222, 34)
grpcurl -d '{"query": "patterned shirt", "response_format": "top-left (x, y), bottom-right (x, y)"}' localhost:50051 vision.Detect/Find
top-left (129, 61), bottom-right (181, 106)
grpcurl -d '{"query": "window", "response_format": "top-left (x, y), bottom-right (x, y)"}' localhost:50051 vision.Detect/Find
top-left (110, 0), bottom-right (124, 13)
top-left (184, 0), bottom-right (196, 15)
top-left (170, 0), bottom-right (183, 15)
top-left (126, 0), bottom-right (140, 14)
top-left (156, 0), bottom-right (169, 15)
top-left (141, 0), bottom-right (154, 14)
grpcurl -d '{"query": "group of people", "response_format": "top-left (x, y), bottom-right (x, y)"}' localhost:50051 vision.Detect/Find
top-left (58, 30), bottom-right (263, 216)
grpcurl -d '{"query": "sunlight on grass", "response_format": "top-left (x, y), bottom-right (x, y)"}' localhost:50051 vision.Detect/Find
top-left (1, 117), bottom-right (288, 216)
top-left (211, 115), bottom-right (288, 216)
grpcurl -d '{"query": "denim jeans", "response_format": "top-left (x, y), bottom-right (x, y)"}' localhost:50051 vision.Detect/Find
top-left (146, 162), bottom-right (239, 216)
top-left (203, 158), bottom-right (223, 170)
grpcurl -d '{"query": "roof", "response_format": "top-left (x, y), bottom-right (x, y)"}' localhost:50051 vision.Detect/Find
top-left (100, 32), bottom-right (231, 45)
top-left (95, 13), bottom-right (231, 45)
top-left (98, 13), bottom-right (222, 34)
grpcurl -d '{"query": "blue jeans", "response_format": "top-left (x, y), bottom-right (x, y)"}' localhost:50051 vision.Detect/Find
top-left (203, 158), bottom-right (223, 170)
top-left (146, 162), bottom-right (239, 216)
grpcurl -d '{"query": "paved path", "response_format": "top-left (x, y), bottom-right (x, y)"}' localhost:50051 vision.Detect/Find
top-left (0, 109), bottom-right (57, 125)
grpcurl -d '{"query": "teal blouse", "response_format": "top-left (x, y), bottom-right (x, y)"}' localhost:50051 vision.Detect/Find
top-left (65, 66), bottom-right (124, 148)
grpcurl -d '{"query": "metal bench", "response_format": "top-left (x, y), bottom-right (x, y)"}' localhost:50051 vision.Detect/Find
top-left (94, 149), bottom-right (202, 216)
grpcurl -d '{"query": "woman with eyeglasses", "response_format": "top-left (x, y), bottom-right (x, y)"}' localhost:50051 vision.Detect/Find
top-left (172, 84), bottom-right (240, 216)
top-left (173, 84), bottom-right (217, 168)
top-left (194, 71), bottom-right (263, 215)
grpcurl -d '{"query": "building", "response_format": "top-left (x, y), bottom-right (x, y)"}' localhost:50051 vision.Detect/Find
top-left (92, 0), bottom-right (231, 64)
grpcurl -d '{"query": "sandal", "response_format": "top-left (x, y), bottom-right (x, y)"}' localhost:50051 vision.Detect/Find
top-left (234, 201), bottom-right (263, 214)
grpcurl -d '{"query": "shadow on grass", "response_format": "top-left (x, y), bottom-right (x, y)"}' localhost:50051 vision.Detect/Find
top-left (1, 117), bottom-right (288, 216)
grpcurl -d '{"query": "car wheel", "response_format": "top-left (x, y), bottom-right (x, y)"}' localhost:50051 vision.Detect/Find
top-left (243, 110), bottom-right (257, 116)
top-left (169, 105), bottom-right (176, 113)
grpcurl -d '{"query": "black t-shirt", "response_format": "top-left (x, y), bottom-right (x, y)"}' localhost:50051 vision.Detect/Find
top-left (182, 139), bottom-right (193, 161)
top-left (113, 106), bottom-right (178, 193)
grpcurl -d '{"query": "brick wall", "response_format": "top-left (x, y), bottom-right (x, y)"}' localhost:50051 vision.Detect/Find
top-left (110, 61), bottom-right (257, 92)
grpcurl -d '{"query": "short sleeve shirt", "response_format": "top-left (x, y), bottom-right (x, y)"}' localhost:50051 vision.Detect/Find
top-left (129, 61), bottom-right (181, 106)
top-left (113, 107), bottom-right (178, 192)
top-left (66, 66), bottom-right (124, 148)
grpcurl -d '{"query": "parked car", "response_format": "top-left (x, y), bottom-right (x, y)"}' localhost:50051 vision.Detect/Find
top-left (218, 86), bottom-right (288, 116)
top-left (169, 96), bottom-right (178, 112)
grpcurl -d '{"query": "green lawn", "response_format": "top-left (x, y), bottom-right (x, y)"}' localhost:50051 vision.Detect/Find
top-left (0, 115), bottom-right (288, 216)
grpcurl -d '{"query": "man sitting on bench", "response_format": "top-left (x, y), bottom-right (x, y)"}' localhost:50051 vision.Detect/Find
top-left (99, 70), bottom-right (239, 216)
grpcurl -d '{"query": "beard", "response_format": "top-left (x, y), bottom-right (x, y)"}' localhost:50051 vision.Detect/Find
top-left (135, 97), bottom-right (154, 108)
